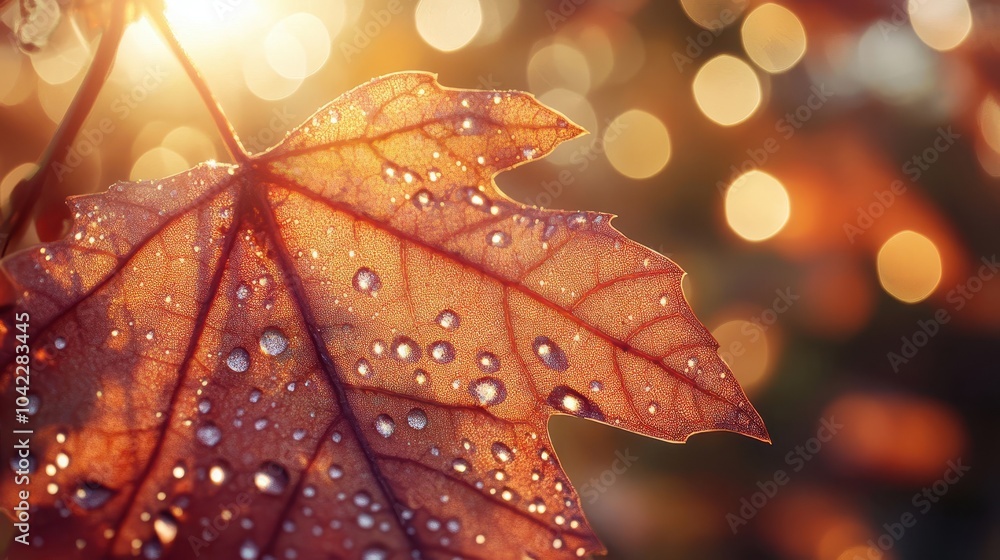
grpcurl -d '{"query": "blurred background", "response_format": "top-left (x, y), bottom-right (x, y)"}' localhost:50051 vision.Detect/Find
top-left (1, 0), bottom-right (999, 558)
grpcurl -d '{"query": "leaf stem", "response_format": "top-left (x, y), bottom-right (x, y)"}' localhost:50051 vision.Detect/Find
top-left (0, 0), bottom-right (130, 256)
top-left (145, 7), bottom-right (248, 163)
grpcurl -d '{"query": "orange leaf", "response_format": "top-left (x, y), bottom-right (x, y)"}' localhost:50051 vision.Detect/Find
top-left (1, 73), bottom-right (767, 560)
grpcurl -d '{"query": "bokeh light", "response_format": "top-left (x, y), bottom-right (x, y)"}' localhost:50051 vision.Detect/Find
top-left (712, 319), bottom-right (771, 392)
top-left (416, 0), bottom-right (483, 52)
top-left (680, 0), bottom-right (748, 30)
top-left (854, 24), bottom-right (936, 105)
top-left (527, 42), bottom-right (591, 94)
top-left (244, 40), bottom-right (304, 101)
top-left (692, 54), bottom-right (762, 125)
top-left (908, 0), bottom-right (973, 52)
top-left (724, 170), bottom-right (791, 241)
top-left (130, 147), bottom-right (189, 180)
top-left (1, 163), bottom-right (39, 201)
top-left (264, 13), bottom-right (331, 80)
top-left (162, 126), bottom-right (217, 163)
top-left (978, 94), bottom-right (1000, 154)
top-left (536, 89), bottom-right (597, 166)
top-left (741, 3), bottom-right (807, 74)
top-left (604, 109), bottom-right (672, 180)
top-left (876, 230), bottom-right (943, 303)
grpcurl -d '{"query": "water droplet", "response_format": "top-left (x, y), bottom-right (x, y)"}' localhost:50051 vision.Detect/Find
top-left (407, 408), bottom-right (428, 430)
top-left (589, 380), bottom-right (603, 392)
top-left (451, 458), bottom-right (470, 473)
top-left (196, 423), bottom-right (222, 447)
top-left (436, 309), bottom-right (460, 330)
top-left (197, 399), bottom-right (211, 414)
top-left (319, 466), bottom-right (340, 487)
top-left (353, 491), bottom-right (372, 507)
top-left (469, 377), bottom-right (507, 406)
top-left (648, 402), bottom-right (659, 415)
top-left (391, 336), bottom-right (421, 363)
top-left (293, 428), bottom-right (307, 441)
top-left (491, 442), bottom-right (514, 463)
top-left (353, 267), bottom-right (381, 294)
top-left (476, 351), bottom-right (500, 373)
top-left (658, 293), bottom-right (669, 307)
top-left (374, 414), bottom-right (395, 438)
top-left (429, 341), bottom-right (455, 364)
top-left (355, 358), bottom-right (372, 378)
top-left (259, 328), bottom-right (288, 356)
top-left (240, 539), bottom-right (259, 560)
top-left (542, 223), bottom-right (558, 241)
top-left (54, 337), bottom-right (66, 350)
top-left (209, 461), bottom-right (229, 485)
top-left (153, 511), bottom-right (179, 544)
top-left (370, 339), bottom-right (387, 358)
top-left (414, 369), bottom-right (428, 385)
top-left (26, 395), bottom-right (40, 415)
top-left (236, 284), bottom-right (251, 300)
top-left (72, 481), bottom-right (113, 510)
top-left (226, 348), bottom-right (250, 372)
top-left (362, 546), bottom-right (388, 560)
top-left (547, 386), bottom-right (604, 420)
top-left (413, 189), bottom-right (433, 209)
top-left (488, 231), bottom-right (511, 248)
top-left (567, 212), bottom-right (588, 230)
top-left (254, 462), bottom-right (289, 495)
top-left (533, 336), bottom-right (569, 371)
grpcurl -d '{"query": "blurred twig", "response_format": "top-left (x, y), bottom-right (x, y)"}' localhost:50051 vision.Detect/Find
top-left (145, 5), bottom-right (249, 163)
top-left (0, 0), bottom-right (130, 255)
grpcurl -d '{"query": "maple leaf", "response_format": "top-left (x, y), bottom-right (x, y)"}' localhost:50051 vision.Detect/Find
top-left (0, 72), bottom-right (768, 560)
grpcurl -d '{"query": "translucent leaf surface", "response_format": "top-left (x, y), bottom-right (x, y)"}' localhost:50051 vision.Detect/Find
top-left (0, 73), bottom-right (767, 560)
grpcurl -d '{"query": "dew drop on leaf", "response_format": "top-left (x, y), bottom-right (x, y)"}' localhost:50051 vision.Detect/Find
top-left (436, 309), bottom-right (460, 330)
top-left (491, 442), bottom-right (514, 463)
top-left (407, 408), bottom-right (428, 430)
top-left (259, 327), bottom-right (288, 356)
top-left (488, 231), bottom-right (511, 248)
top-left (548, 386), bottom-right (604, 420)
top-left (196, 423), bottom-right (222, 447)
top-left (469, 377), bottom-right (507, 406)
top-left (428, 340), bottom-right (455, 364)
top-left (374, 414), bottom-right (396, 438)
top-left (226, 347), bottom-right (250, 372)
top-left (72, 482), bottom-right (113, 510)
top-left (352, 267), bottom-right (381, 294)
top-left (254, 462), bottom-right (289, 495)
top-left (533, 336), bottom-right (569, 371)
top-left (476, 351), bottom-right (500, 373)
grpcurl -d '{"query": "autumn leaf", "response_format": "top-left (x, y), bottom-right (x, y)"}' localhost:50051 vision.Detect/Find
top-left (0, 72), bottom-right (768, 560)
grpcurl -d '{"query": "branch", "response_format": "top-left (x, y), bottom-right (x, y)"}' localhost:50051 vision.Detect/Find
top-left (0, 0), bottom-right (130, 256)
top-left (145, 7), bottom-right (248, 163)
